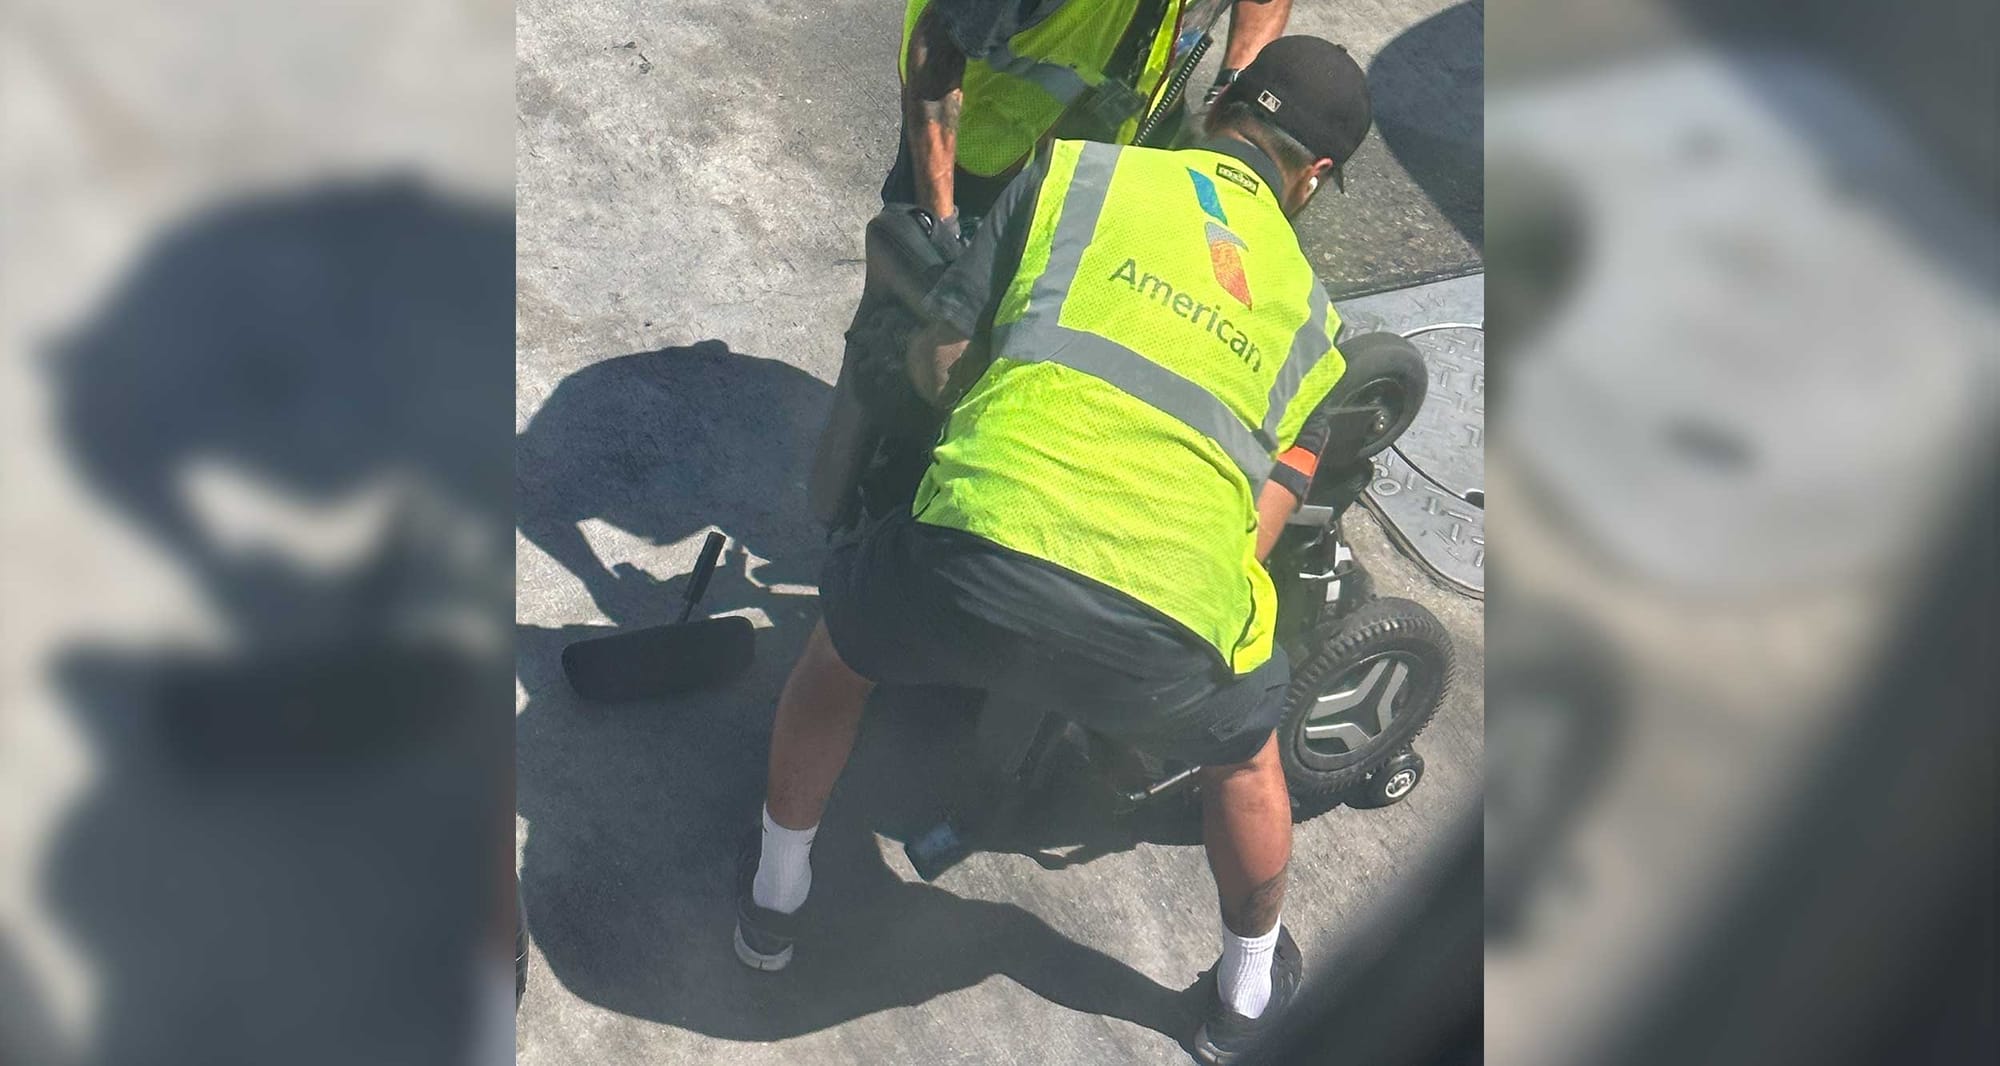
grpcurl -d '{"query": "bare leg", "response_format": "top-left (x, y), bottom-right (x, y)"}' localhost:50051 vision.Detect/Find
top-left (1199, 733), bottom-right (1292, 936)
top-left (765, 620), bottom-right (876, 830)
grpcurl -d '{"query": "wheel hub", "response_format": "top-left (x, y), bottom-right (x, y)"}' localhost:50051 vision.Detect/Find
top-left (1302, 651), bottom-right (1417, 757)
top-left (1383, 767), bottom-right (1418, 798)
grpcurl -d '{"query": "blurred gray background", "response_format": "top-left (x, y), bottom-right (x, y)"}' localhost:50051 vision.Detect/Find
top-left (2, 2), bottom-right (513, 1063)
top-left (1484, 3), bottom-right (1995, 1066)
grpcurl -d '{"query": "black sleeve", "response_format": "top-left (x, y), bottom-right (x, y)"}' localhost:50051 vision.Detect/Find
top-left (1268, 402), bottom-right (1338, 499)
top-left (1269, 462), bottom-right (1311, 501)
top-left (1289, 405), bottom-right (1335, 462)
top-left (929, 0), bottom-right (1047, 60)
top-left (920, 148), bottom-right (1048, 335)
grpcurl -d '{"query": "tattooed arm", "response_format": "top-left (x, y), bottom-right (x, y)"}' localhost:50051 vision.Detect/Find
top-left (903, 7), bottom-right (967, 223)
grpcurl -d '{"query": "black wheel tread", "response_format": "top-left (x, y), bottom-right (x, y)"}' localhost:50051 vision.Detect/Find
top-left (1278, 597), bottom-right (1455, 799)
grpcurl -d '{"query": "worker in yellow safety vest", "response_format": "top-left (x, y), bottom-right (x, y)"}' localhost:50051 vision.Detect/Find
top-left (890, 0), bottom-right (1293, 255)
top-left (742, 38), bottom-right (1372, 1063)
top-left (808, 1), bottom-right (1292, 528)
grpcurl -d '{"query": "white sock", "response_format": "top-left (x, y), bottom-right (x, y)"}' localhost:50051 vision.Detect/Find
top-left (751, 805), bottom-right (816, 914)
top-left (1217, 918), bottom-right (1282, 1019)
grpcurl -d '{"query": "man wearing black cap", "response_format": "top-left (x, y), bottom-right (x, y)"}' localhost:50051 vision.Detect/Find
top-left (740, 36), bottom-right (1371, 1063)
top-left (1200, 35), bottom-right (1373, 198)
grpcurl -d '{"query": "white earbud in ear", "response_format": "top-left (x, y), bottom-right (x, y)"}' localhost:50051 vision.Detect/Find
top-left (1308, 176), bottom-right (1320, 194)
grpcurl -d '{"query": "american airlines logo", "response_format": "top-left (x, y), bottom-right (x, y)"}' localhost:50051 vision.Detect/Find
top-left (1187, 168), bottom-right (1253, 308)
top-left (1104, 257), bottom-right (1264, 372)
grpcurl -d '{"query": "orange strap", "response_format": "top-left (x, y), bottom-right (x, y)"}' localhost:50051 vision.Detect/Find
top-left (1277, 446), bottom-right (1318, 479)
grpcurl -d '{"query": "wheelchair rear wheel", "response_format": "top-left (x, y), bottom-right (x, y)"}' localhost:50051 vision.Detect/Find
top-left (1277, 597), bottom-right (1454, 800)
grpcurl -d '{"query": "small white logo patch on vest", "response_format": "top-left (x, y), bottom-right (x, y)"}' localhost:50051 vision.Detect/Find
top-left (1215, 163), bottom-right (1260, 196)
top-left (1257, 90), bottom-right (1281, 112)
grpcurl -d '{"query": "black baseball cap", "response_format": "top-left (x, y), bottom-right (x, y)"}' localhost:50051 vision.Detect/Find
top-left (1224, 37), bottom-right (1372, 191)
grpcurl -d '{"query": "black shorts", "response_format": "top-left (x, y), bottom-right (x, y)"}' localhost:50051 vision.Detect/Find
top-left (819, 511), bottom-right (1290, 768)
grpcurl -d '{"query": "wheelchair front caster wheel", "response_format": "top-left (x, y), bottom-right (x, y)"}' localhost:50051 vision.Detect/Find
top-left (1349, 750), bottom-right (1425, 808)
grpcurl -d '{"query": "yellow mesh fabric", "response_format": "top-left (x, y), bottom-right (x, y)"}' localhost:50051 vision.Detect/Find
top-left (1276, 314), bottom-right (1348, 448)
top-left (899, 0), bottom-right (1183, 178)
top-left (915, 358), bottom-right (1254, 659)
top-left (993, 142), bottom-right (1083, 330)
top-left (1063, 152), bottom-right (1312, 426)
top-left (914, 142), bottom-right (1343, 673)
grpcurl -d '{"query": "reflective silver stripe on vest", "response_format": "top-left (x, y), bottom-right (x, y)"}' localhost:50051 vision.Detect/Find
top-left (985, 39), bottom-right (1092, 104)
top-left (995, 323), bottom-right (1281, 484)
top-left (1260, 282), bottom-right (1333, 447)
top-left (997, 142), bottom-right (1281, 488)
top-left (1029, 141), bottom-right (1120, 315)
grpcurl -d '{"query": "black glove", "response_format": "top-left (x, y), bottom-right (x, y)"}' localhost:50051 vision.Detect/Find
top-left (922, 209), bottom-right (970, 263)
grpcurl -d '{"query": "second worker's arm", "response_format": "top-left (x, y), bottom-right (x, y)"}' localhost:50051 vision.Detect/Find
top-left (904, 7), bottom-right (968, 226)
top-left (1223, 0), bottom-right (1292, 69)
top-left (1209, 0), bottom-right (1293, 103)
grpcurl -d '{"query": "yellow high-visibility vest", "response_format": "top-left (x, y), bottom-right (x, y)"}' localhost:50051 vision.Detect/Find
top-left (913, 140), bottom-right (1347, 673)
top-left (899, 0), bottom-right (1183, 178)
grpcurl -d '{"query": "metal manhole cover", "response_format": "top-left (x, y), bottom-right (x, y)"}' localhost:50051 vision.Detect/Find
top-left (1334, 274), bottom-right (1485, 596)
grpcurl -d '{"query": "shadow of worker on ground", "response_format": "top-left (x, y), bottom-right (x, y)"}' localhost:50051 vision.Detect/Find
top-left (43, 180), bottom-right (513, 1066)
top-left (1370, 0), bottom-right (1485, 250)
top-left (513, 345), bottom-right (1207, 1046)
top-left (515, 341), bottom-right (827, 629)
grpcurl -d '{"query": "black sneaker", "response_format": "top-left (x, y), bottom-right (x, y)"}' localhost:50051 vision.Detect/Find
top-left (732, 832), bottom-right (803, 972)
top-left (1192, 926), bottom-right (1303, 1064)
